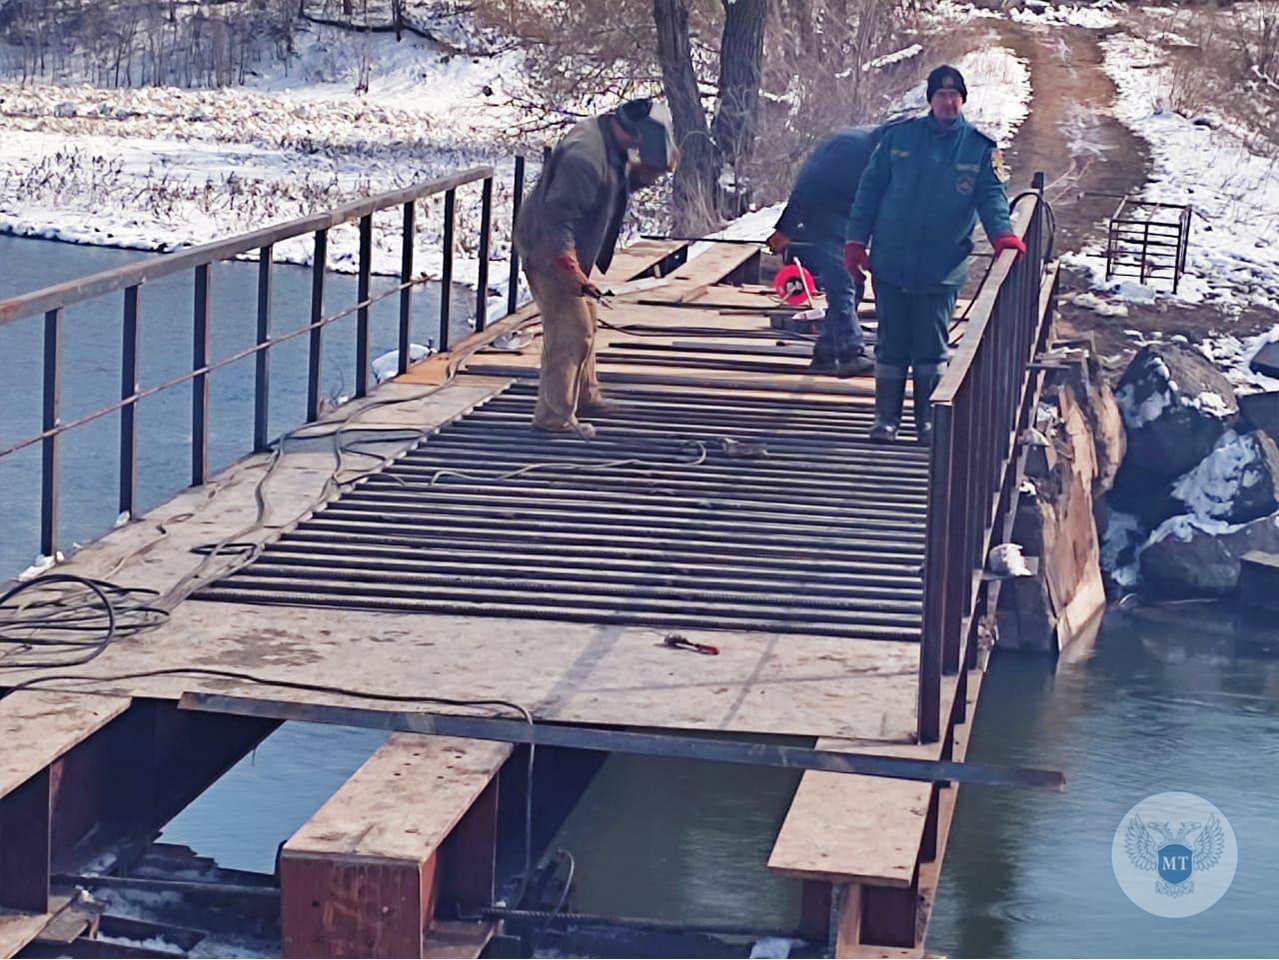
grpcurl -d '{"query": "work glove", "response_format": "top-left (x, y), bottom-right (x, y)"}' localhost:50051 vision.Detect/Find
top-left (766, 230), bottom-right (790, 255)
top-left (992, 233), bottom-right (1027, 262)
top-left (843, 241), bottom-right (871, 283)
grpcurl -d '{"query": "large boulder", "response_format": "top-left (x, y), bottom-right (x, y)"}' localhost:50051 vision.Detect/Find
top-left (1170, 430), bottom-right (1279, 523)
top-left (1139, 512), bottom-right (1279, 596)
top-left (1113, 344), bottom-right (1239, 479)
top-left (1239, 390), bottom-right (1279, 442)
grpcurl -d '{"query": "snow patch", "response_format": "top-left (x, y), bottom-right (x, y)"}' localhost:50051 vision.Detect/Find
top-left (1101, 509), bottom-right (1144, 587)
top-left (1072, 292), bottom-right (1129, 317)
top-left (18, 553), bottom-right (64, 580)
top-left (863, 44), bottom-right (923, 72)
top-left (1098, 34), bottom-right (1279, 314)
top-left (1171, 432), bottom-right (1260, 519)
top-left (372, 343), bottom-right (433, 384)
top-left (1148, 512), bottom-right (1246, 545)
top-left (1114, 381), bottom-right (1171, 428)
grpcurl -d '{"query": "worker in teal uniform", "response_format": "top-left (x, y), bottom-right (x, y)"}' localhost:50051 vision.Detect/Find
top-left (844, 65), bottom-right (1025, 443)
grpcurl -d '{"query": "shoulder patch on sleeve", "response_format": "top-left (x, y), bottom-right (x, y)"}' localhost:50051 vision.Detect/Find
top-left (990, 148), bottom-right (1011, 183)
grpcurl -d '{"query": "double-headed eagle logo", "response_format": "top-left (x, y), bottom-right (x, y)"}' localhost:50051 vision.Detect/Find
top-left (1125, 813), bottom-right (1226, 898)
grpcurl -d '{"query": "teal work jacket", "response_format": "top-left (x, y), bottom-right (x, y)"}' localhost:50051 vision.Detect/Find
top-left (845, 113), bottom-right (1014, 292)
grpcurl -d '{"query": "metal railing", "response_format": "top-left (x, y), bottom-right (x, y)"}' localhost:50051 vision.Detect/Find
top-left (918, 174), bottom-right (1056, 743)
top-left (0, 162), bottom-right (533, 562)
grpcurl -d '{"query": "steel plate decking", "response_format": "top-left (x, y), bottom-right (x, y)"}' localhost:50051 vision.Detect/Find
top-left (196, 380), bottom-right (929, 640)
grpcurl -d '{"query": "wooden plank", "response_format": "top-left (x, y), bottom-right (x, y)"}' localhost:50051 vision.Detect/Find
top-left (597, 239), bottom-right (687, 285)
top-left (833, 882), bottom-right (865, 958)
top-left (285, 733), bottom-right (510, 863)
top-left (281, 733), bottom-right (510, 959)
top-left (768, 741), bottom-right (930, 887)
top-left (0, 910), bottom-right (53, 960)
top-left (0, 693), bottom-right (131, 802)
top-left (657, 242), bottom-right (764, 302)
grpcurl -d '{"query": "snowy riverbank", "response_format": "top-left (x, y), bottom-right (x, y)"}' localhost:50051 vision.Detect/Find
top-left (0, 20), bottom-right (526, 294)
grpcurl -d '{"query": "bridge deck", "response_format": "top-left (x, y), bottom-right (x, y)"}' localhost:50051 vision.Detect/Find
top-left (1, 241), bottom-right (982, 955)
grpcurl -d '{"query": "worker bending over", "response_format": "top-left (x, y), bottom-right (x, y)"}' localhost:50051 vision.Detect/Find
top-left (844, 65), bottom-right (1023, 443)
top-left (513, 99), bottom-right (678, 437)
top-left (767, 124), bottom-right (889, 377)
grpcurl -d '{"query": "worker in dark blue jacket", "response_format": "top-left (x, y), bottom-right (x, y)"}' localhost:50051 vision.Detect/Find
top-left (844, 65), bottom-right (1025, 442)
top-left (767, 125), bottom-right (888, 377)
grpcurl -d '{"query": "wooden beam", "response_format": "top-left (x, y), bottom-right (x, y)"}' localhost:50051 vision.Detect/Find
top-left (833, 883), bottom-right (864, 958)
top-left (0, 910), bottom-right (56, 960)
top-left (280, 733), bottom-right (510, 959)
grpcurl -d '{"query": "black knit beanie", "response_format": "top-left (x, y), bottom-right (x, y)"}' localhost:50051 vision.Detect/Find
top-left (926, 65), bottom-right (968, 102)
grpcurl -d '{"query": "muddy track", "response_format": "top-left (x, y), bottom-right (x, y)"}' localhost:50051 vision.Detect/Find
top-left (993, 21), bottom-right (1151, 253)
top-left (976, 20), bottom-right (1277, 370)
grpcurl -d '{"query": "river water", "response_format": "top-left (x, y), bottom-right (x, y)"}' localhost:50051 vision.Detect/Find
top-left (3, 236), bottom-right (1277, 956)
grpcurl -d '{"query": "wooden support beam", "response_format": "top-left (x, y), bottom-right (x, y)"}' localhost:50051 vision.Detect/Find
top-left (280, 733), bottom-right (510, 959)
top-left (833, 883), bottom-right (863, 958)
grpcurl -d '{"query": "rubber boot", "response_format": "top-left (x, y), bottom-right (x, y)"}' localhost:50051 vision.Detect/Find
top-left (835, 350), bottom-right (874, 378)
top-left (913, 373), bottom-right (940, 445)
top-left (869, 377), bottom-right (906, 442)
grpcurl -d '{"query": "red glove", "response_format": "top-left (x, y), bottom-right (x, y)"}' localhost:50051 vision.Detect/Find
top-left (993, 233), bottom-right (1027, 262)
top-left (843, 241), bottom-right (871, 282)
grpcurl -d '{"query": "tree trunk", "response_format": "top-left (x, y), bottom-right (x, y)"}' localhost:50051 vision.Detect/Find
top-left (653, 0), bottom-right (717, 230)
top-left (712, 0), bottom-right (768, 174)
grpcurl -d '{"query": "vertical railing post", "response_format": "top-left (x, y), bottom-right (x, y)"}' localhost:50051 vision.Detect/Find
top-left (439, 187), bottom-right (456, 352)
top-left (254, 246), bottom-right (273, 452)
top-left (355, 215), bottom-right (373, 399)
top-left (399, 201), bottom-right (415, 375)
top-left (919, 402), bottom-right (953, 744)
top-left (507, 155), bottom-right (525, 316)
top-left (475, 177), bottom-right (493, 332)
top-left (307, 229), bottom-right (327, 422)
top-left (119, 286), bottom-right (139, 518)
top-left (192, 265), bottom-right (210, 487)
top-left (40, 308), bottom-right (62, 558)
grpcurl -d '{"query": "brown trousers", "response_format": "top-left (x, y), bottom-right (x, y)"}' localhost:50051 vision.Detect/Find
top-left (525, 264), bottom-right (603, 430)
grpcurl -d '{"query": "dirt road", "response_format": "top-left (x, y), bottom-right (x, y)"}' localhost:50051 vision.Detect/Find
top-left (979, 19), bottom-right (1276, 369)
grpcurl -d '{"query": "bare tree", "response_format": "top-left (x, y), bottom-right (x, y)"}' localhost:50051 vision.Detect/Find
top-left (654, 0), bottom-right (769, 228)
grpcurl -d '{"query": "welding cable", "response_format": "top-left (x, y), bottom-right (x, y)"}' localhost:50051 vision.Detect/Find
top-left (0, 575), bottom-right (168, 670)
top-left (4, 664), bottom-right (538, 902)
top-left (530, 850), bottom-right (576, 953)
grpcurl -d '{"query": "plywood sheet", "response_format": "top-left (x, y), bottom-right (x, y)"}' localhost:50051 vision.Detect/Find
top-left (0, 604), bottom-right (920, 742)
top-left (0, 910), bottom-right (50, 960)
top-left (285, 733), bottom-right (509, 862)
top-left (767, 749), bottom-right (930, 887)
top-left (0, 691), bottom-right (130, 800)
top-left (597, 239), bottom-right (687, 285)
